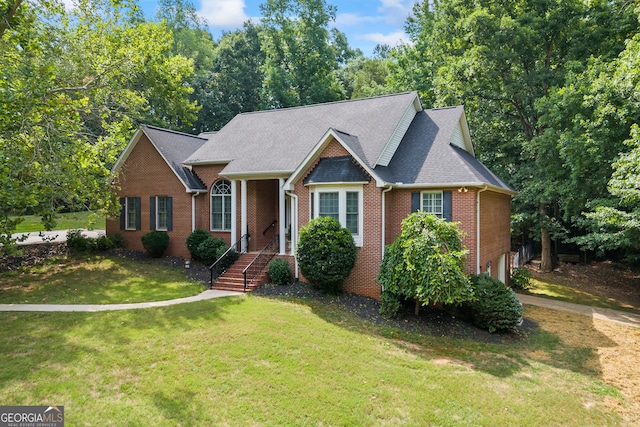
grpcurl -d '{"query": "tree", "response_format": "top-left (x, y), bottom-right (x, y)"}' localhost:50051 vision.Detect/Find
top-left (0, 0), bottom-right (197, 254)
top-left (391, 0), bottom-right (639, 270)
top-left (259, 0), bottom-right (346, 107)
top-left (377, 212), bottom-right (473, 316)
top-left (296, 217), bottom-right (357, 294)
top-left (338, 46), bottom-right (392, 100)
top-left (191, 23), bottom-right (266, 132)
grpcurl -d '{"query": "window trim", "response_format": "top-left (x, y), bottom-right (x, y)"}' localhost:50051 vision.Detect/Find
top-left (421, 190), bottom-right (444, 218)
top-left (156, 195), bottom-right (169, 231)
top-left (309, 184), bottom-right (363, 247)
top-left (125, 196), bottom-right (138, 231)
top-left (210, 179), bottom-right (232, 232)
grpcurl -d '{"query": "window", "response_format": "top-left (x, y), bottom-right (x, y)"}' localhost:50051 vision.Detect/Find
top-left (124, 196), bottom-right (140, 230)
top-left (211, 180), bottom-right (232, 231)
top-left (310, 186), bottom-right (363, 246)
top-left (151, 196), bottom-right (172, 231)
top-left (422, 191), bottom-right (443, 217)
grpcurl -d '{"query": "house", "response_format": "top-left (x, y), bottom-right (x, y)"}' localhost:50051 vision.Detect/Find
top-left (107, 92), bottom-right (515, 299)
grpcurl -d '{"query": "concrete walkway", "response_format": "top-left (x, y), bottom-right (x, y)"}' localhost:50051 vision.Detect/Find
top-left (0, 289), bottom-right (243, 312)
top-left (13, 229), bottom-right (105, 245)
top-left (517, 293), bottom-right (640, 329)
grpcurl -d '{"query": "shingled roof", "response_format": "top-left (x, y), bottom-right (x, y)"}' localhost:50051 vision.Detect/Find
top-left (184, 92), bottom-right (422, 176)
top-left (374, 107), bottom-right (514, 192)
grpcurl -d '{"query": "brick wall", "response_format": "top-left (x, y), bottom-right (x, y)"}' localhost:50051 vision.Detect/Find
top-left (479, 190), bottom-right (512, 281)
top-left (106, 134), bottom-right (194, 258)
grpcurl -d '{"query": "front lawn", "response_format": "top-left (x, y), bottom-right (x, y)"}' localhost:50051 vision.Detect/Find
top-left (12, 211), bottom-right (106, 233)
top-left (0, 297), bottom-right (635, 425)
top-left (0, 255), bottom-right (203, 304)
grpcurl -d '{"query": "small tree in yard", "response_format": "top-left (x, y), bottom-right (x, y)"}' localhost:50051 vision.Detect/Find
top-left (296, 217), bottom-right (357, 294)
top-left (378, 212), bottom-right (473, 317)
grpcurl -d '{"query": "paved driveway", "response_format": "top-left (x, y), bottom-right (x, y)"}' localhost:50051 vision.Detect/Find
top-left (13, 229), bottom-right (105, 245)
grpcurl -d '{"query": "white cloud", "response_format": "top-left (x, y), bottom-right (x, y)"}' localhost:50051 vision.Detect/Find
top-left (335, 13), bottom-right (381, 27)
top-left (358, 31), bottom-right (410, 47)
top-left (377, 0), bottom-right (418, 25)
top-left (198, 0), bottom-right (250, 28)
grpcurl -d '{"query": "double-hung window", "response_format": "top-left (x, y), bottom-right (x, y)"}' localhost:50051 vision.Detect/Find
top-left (422, 191), bottom-right (443, 218)
top-left (122, 196), bottom-right (140, 231)
top-left (211, 180), bottom-right (232, 231)
top-left (310, 186), bottom-right (363, 246)
top-left (150, 196), bottom-right (172, 231)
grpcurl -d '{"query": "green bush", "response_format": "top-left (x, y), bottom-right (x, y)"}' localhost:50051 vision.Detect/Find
top-left (379, 290), bottom-right (402, 318)
top-left (196, 237), bottom-right (227, 265)
top-left (66, 229), bottom-right (90, 251)
top-left (186, 229), bottom-right (211, 260)
top-left (465, 274), bottom-right (523, 333)
top-left (510, 268), bottom-right (532, 291)
top-left (141, 231), bottom-right (169, 258)
top-left (95, 235), bottom-right (115, 251)
top-left (296, 216), bottom-right (357, 294)
top-left (109, 233), bottom-right (126, 248)
top-left (215, 247), bottom-right (239, 272)
top-left (268, 259), bottom-right (292, 286)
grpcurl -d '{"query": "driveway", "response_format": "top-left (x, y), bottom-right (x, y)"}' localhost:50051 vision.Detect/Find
top-left (13, 229), bottom-right (105, 245)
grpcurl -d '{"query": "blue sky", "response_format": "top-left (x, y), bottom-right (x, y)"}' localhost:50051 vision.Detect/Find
top-left (138, 0), bottom-right (419, 56)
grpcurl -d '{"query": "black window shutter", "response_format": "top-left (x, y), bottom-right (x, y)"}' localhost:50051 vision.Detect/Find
top-left (411, 192), bottom-right (421, 212)
top-left (150, 196), bottom-right (156, 230)
top-left (135, 197), bottom-right (142, 230)
top-left (443, 191), bottom-right (452, 222)
top-left (119, 198), bottom-right (125, 230)
top-left (167, 197), bottom-right (173, 231)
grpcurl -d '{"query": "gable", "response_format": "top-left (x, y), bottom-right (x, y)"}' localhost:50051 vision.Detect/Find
top-left (303, 156), bottom-right (372, 185)
top-left (375, 95), bottom-right (423, 167)
top-left (112, 125), bottom-right (207, 192)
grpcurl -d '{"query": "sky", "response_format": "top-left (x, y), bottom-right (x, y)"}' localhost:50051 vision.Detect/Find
top-left (137, 0), bottom-right (420, 56)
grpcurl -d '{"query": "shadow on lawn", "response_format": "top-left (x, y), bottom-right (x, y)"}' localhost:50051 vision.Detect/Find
top-left (253, 281), bottom-right (617, 380)
top-left (0, 296), bottom-right (246, 388)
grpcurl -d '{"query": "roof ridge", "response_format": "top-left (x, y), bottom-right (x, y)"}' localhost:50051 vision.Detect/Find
top-left (428, 105), bottom-right (463, 111)
top-left (236, 91), bottom-right (418, 117)
top-left (141, 124), bottom-right (208, 141)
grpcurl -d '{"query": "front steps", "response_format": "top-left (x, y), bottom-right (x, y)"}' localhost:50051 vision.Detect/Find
top-left (211, 253), bottom-right (269, 292)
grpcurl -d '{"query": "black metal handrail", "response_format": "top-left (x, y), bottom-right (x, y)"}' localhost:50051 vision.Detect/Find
top-left (263, 219), bottom-right (277, 235)
top-left (242, 235), bottom-right (279, 292)
top-left (209, 233), bottom-right (249, 286)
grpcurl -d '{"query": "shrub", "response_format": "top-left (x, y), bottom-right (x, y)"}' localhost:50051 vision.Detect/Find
top-left (196, 237), bottom-right (227, 265)
top-left (268, 259), bottom-right (292, 286)
top-left (186, 229), bottom-right (211, 260)
top-left (510, 268), bottom-right (532, 291)
top-left (464, 274), bottom-right (523, 333)
top-left (109, 233), bottom-right (126, 248)
top-left (296, 217), bottom-right (357, 294)
top-left (94, 235), bottom-right (115, 251)
top-left (66, 229), bottom-right (90, 251)
top-left (377, 212), bottom-right (472, 312)
top-left (141, 231), bottom-right (169, 258)
top-left (215, 247), bottom-right (239, 272)
top-left (379, 290), bottom-right (402, 318)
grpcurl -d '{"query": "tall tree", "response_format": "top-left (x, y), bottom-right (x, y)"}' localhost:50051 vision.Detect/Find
top-left (259, 0), bottom-right (345, 107)
top-left (393, 0), bottom-right (638, 270)
top-left (0, 0), bottom-right (197, 253)
top-left (191, 23), bottom-right (266, 132)
top-left (338, 45), bottom-right (392, 100)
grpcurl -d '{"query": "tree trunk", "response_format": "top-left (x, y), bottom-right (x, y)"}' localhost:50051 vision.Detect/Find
top-left (539, 205), bottom-right (553, 272)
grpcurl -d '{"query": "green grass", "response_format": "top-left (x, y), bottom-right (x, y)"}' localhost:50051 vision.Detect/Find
top-left (0, 255), bottom-right (203, 304)
top-left (0, 297), bottom-right (624, 426)
top-left (12, 211), bottom-right (106, 233)
top-left (526, 277), bottom-right (637, 313)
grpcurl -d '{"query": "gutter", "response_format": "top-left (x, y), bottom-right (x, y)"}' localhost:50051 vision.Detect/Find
top-left (476, 185), bottom-right (488, 274)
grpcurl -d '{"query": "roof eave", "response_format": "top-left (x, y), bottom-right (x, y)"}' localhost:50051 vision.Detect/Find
top-left (389, 182), bottom-right (517, 196)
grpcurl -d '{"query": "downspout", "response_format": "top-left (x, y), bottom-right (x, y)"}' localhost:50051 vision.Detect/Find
top-left (476, 185), bottom-right (488, 274)
top-left (191, 191), bottom-right (203, 232)
top-left (381, 185), bottom-right (393, 260)
top-left (285, 190), bottom-right (299, 281)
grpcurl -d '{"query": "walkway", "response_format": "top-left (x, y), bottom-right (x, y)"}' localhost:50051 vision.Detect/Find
top-left (517, 293), bottom-right (640, 329)
top-left (0, 289), bottom-right (243, 312)
top-left (14, 229), bottom-right (105, 246)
